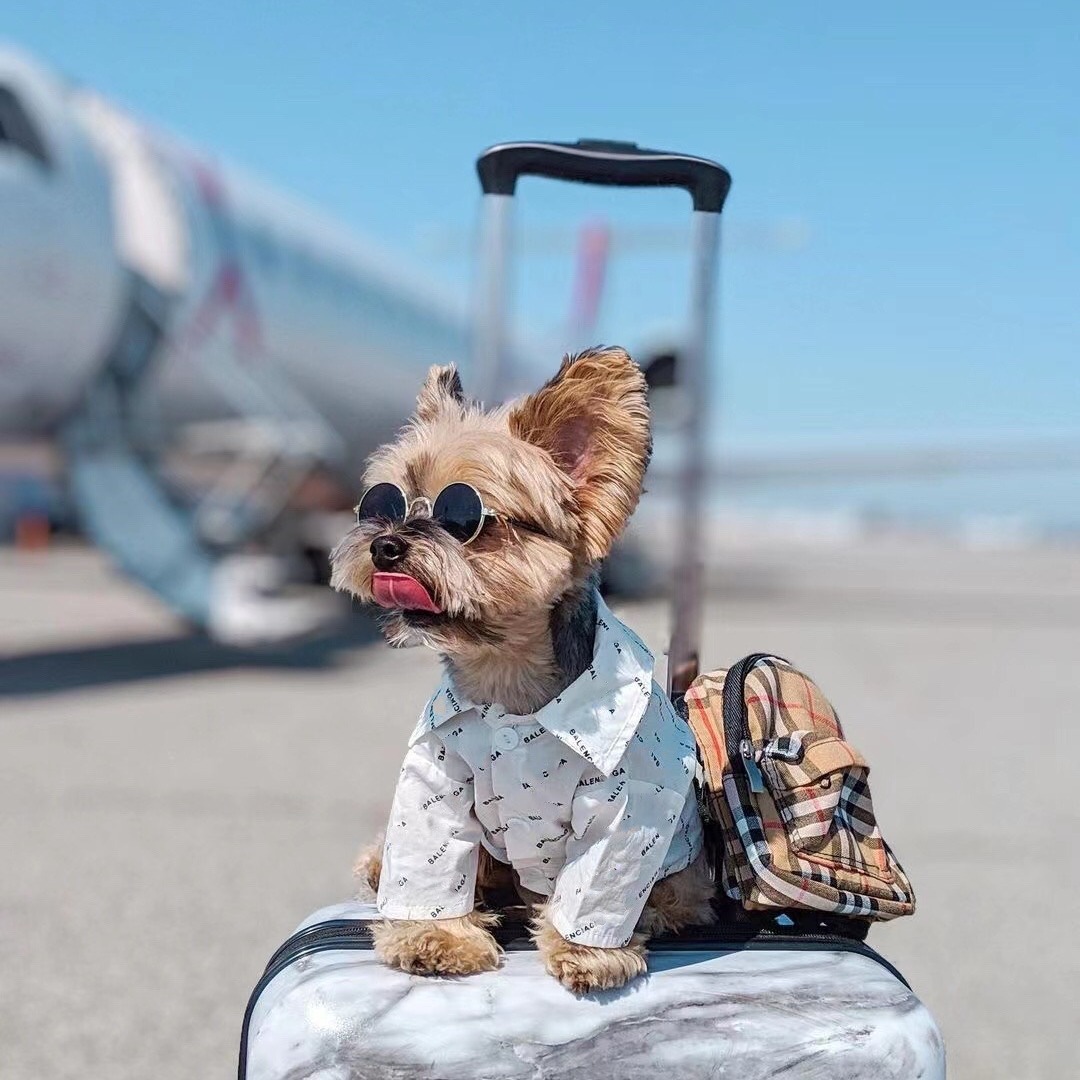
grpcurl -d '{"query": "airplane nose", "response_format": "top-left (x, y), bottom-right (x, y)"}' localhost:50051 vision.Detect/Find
top-left (370, 534), bottom-right (408, 570)
top-left (0, 63), bottom-right (127, 432)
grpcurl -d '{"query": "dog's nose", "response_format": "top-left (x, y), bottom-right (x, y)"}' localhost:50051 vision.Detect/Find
top-left (370, 534), bottom-right (408, 570)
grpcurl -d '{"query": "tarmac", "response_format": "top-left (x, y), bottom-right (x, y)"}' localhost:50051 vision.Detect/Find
top-left (2, 538), bottom-right (1078, 1079)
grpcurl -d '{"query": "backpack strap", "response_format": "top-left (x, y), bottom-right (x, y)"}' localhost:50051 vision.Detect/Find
top-left (721, 653), bottom-right (778, 771)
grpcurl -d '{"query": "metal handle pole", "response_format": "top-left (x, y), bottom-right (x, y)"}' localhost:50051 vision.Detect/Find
top-left (472, 193), bottom-right (514, 405)
top-left (668, 209), bottom-right (721, 695)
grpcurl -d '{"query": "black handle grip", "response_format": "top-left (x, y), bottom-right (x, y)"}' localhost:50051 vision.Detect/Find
top-left (476, 139), bottom-right (731, 213)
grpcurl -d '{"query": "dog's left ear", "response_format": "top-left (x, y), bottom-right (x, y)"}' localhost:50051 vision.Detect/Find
top-left (509, 347), bottom-right (651, 562)
top-left (415, 364), bottom-right (465, 424)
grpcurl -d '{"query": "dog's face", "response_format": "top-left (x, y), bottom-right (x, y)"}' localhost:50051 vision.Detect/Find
top-left (330, 347), bottom-right (651, 655)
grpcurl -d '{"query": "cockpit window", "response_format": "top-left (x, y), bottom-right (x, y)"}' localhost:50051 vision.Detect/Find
top-left (0, 86), bottom-right (50, 167)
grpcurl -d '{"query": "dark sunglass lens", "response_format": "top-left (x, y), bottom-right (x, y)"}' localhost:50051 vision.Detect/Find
top-left (433, 483), bottom-right (485, 543)
top-left (356, 483), bottom-right (407, 524)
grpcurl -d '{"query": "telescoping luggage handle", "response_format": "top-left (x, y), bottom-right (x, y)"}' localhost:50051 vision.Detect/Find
top-left (476, 139), bottom-right (732, 211)
top-left (473, 139), bottom-right (731, 696)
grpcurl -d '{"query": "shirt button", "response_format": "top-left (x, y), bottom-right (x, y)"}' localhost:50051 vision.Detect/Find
top-left (494, 726), bottom-right (520, 750)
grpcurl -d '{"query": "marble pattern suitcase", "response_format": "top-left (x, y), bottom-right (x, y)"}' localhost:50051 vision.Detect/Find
top-left (239, 901), bottom-right (945, 1080)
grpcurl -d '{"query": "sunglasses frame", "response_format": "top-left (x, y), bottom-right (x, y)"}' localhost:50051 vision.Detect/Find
top-left (354, 481), bottom-right (550, 546)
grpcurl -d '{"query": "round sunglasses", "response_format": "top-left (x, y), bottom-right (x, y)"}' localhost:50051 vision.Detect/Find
top-left (355, 481), bottom-right (550, 546)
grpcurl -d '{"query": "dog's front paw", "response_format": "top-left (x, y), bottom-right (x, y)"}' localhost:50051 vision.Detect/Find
top-left (540, 936), bottom-right (648, 994)
top-left (372, 911), bottom-right (501, 976)
top-left (531, 903), bottom-right (648, 992)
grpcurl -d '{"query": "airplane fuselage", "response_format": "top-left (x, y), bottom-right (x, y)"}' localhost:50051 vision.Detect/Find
top-left (0, 45), bottom-right (471, 474)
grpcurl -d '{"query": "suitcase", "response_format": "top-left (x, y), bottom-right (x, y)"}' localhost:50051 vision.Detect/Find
top-left (238, 140), bottom-right (946, 1079)
top-left (239, 901), bottom-right (944, 1080)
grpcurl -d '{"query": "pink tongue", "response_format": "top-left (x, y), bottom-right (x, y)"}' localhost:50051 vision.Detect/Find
top-left (371, 572), bottom-right (442, 613)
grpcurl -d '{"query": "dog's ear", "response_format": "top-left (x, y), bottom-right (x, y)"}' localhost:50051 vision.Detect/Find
top-left (509, 347), bottom-right (651, 562)
top-left (415, 364), bottom-right (465, 423)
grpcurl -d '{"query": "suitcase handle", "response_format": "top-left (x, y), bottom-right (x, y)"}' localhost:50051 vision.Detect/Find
top-left (476, 139), bottom-right (732, 213)
top-left (472, 139), bottom-right (730, 692)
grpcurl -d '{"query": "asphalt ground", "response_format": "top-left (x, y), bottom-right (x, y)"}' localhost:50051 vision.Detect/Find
top-left (2, 539), bottom-right (1078, 1079)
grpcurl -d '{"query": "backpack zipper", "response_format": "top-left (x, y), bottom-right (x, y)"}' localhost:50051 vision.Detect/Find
top-left (739, 738), bottom-right (767, 792)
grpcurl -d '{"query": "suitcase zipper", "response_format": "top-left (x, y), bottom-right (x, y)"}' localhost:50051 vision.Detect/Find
top-left (261, 918), bottom-right (370, 973)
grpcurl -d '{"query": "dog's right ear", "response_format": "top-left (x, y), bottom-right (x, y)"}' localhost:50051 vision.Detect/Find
top-left (414, 364), bottom-right (465, 423)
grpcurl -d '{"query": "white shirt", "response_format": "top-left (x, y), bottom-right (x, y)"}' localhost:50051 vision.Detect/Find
top-left (377, 595), bottom-right (704, 948)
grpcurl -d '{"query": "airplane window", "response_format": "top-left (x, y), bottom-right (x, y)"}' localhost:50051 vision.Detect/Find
top-left (0, 86), bottom-right (51, 167)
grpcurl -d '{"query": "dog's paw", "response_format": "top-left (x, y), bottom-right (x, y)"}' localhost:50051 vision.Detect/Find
top-left (541, 937), bottom-right (648, 994)
top-left (372, 912), bottom-right (501, 976)
top-left (531, 901), bottom-right (648, 992)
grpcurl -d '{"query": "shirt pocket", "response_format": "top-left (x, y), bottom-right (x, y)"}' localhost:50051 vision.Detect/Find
top-left (760, 731), bottom-right (893, 882)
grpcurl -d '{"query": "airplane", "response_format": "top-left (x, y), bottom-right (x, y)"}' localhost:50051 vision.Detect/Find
top-left (4, 44), bottom-right (1077, 645)
top-left (0, 43), bottom-right (488, 643)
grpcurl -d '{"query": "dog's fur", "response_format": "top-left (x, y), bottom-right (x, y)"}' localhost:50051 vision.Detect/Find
top-left (331, 347), bottom-right (714, 992)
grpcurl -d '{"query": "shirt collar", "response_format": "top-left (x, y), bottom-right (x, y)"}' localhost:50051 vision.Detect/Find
top-left (407, 594), bottom-right (656, 775)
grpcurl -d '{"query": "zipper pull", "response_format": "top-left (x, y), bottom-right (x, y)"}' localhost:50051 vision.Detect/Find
top-left (740, 739), bottom-right (766, 793)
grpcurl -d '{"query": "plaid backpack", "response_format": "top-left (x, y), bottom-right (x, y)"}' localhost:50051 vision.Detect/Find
top-left (683, 654), bottom-right (915, 922)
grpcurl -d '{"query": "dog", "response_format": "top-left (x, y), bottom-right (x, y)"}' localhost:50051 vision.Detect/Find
top-left (330, 347), bottom-right (714, 993)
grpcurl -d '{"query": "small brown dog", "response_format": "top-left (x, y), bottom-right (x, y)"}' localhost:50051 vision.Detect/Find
top-left (331, 347), bottom-right (714, 993)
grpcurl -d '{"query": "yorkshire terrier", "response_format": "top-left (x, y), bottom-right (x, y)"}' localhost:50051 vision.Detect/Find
top-left (330, 347), bottom-right (714, 993)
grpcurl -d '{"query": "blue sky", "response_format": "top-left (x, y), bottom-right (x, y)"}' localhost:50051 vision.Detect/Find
top-left (5, 2), bottom-right (1079, 522)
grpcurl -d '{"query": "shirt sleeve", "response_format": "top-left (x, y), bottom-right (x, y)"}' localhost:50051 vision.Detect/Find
top-left (376, 733), bottom-right (482, 922)
top-left (547, 772), bottom-right (690, 948)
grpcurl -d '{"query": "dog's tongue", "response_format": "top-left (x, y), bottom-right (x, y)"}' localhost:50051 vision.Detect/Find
top-left (371, 572), bottom-right (442, 613)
